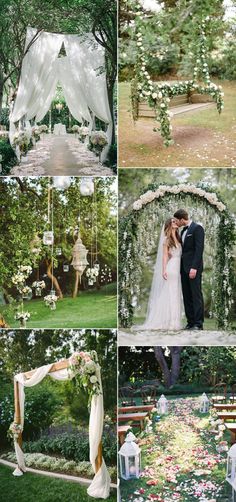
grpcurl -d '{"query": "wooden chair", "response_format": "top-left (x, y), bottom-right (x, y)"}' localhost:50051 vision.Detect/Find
top-left (141, 385), bottom-right (157, 406)
top-left (229, 384), bottom-right (236, 404)
top-left (119, 386), bottom-right (136, 407)
top-left (211, 383), bottom-right (227, 404)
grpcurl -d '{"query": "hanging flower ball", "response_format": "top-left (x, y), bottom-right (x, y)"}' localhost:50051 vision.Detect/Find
top-left (53, 177), bottom-right (71, 190)
top-left (79, 178), bottom-right (94, 196)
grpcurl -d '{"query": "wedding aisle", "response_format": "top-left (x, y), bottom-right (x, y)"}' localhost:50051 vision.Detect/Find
top-left (11, 134), bottom-right (113, 176)
top-left (118, 329), bottom-right (236, 346)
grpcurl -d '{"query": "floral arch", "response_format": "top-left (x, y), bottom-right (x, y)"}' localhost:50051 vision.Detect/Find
top-left (10, 351), bottom-right (111, 499)
top-left (129, 0), bottom-right (224, 146)
top-left (119, 183), bottom-right (235, 330)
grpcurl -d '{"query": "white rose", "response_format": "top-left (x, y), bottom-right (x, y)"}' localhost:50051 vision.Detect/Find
top-left (133, 200), bottom-right (142, 211)
top-left (160, 103), bottom-right (166, 108)
top-left (158, 92), bottom-right (163, 99)
top-left (152, 92), bottom-right (157, 99)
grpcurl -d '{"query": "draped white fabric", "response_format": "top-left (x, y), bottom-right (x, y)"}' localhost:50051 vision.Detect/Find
top-left (13, 362), bottom-right (111, 499)
top-left (9, 28), bottom-right (112, 159)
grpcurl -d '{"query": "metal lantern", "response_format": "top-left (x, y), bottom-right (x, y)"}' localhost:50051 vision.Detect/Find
top-left (43, 231), bottom-right (54, 245)
top-left (226, 444), bottom-right (236, 499)
top-left (63, 263), bottom-right (70, 272)
top-left (158, 394), bottom-right (168, 415)
top-left (56, 247), bottom-right (62, 256)
top-left (72, 235), bottom-right (89, 279)
top-left (118, 432), bottom-right (141, 480)
top-left (79, 178), bottom-right (94, 196)
top-left (200, 392), bottom-right (210, 413)
top-left (53, 177), bottom-right (71, 190)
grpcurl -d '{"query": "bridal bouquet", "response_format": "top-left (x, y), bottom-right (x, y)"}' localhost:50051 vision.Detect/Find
top-left (89, 130), bottom-right (108, 157)
top-left (69, 351), bottom-right (101, 402)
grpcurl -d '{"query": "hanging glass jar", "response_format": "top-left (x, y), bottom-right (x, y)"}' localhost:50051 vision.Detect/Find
top-left (43, 231), bottom-right (54, 245)
top-left (35, 287), bottom-right (42, 297)
top-left (63, 263), bottom-right (70, 272)
top-left (56, 247), bottom-right (62, 255)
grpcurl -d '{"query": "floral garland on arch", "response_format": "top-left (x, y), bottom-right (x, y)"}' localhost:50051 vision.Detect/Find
top-left (69, 350), bottom-right (102, 405)
top-left (130, 0), bottom-right (224, 146)
top-left (119, 183), bottom-right (235, 330)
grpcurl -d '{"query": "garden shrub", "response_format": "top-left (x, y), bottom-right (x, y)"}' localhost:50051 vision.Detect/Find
top-left (0, 382), bottom-right (59, 445)
top-left (0, 138), bottom-right (17, 174)
top-left (24, 430), bottom-right (117, 465)
top-left (2, 452), bottom-right (117, 481)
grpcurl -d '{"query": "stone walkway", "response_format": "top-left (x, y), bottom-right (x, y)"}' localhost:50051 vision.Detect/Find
top-left (11, 134), bottom-right (114, 176)
top-left (118, 328), bottom-right (236, 346)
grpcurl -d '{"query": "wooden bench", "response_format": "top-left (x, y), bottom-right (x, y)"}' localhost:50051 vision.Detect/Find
top-left (118, 412), bottom-right (149, 431)
top-left (217, 412), bottom-right (236, 421)
top-left (118, 405), bottom-right (154, 414)
top-left (225, 423), bottom-right (236, 444)
top-left (213, 404), bottom-right (236, 411)
top-left (118, 425), bottom-right (131, 445)
top-left (138, 93), bottom-right (214, 119)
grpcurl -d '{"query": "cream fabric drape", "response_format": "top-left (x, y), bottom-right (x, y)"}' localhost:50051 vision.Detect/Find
top-left (13, 362), bottom-right (111, 499)
top-left (9, 28), bottom-right (112, 159)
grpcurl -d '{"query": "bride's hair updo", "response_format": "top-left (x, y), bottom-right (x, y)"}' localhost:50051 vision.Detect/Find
top-left (164, 218), bottom-right (181, 249)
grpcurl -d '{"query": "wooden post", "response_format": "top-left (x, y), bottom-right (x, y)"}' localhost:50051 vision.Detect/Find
top-left (95, 440), bottom-right (103, 473)
top-left (14, 379), bottom-right (22, 448)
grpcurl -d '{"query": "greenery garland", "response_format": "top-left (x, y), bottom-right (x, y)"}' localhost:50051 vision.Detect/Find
top-left (130, 0), bottom-right (224, 147)
top-left (119, 183), bottom-right (235, 330)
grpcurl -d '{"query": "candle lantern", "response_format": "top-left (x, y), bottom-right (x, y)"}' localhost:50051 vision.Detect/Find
top-left (226, 443), bottom-right (236, 500)
top-left (118, 432), bottom-right (141, 480)
top-left (72, 235), bottom-right (89, 280)
top-left (43, 231), bottom-right (54, 245)
top-left (56, 247), bottom-right (62, 256)
top-left (158, 394), bottom-right (168, 415)
top-left (63, 263), bottom-right (70, 272)
top-left (200, 392), bottom-right (210, 413)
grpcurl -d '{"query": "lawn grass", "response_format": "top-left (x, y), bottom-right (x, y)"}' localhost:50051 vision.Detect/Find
top-left (0, 464), bottom-right (117, 502)
top-left (2, 283), bottom-right (117, 328)
top-left (119, 79), bottom-right (236, 167)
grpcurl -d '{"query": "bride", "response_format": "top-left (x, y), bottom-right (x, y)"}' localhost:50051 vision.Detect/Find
top-left (136, 217), bottom-right (182, 330)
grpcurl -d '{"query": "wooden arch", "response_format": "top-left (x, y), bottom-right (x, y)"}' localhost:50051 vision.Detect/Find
top-left (14, 358), bottom-right (103, 474)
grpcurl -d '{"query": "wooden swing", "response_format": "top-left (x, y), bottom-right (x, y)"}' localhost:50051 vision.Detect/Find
top-left (14, 358), bottom-right (103, 474)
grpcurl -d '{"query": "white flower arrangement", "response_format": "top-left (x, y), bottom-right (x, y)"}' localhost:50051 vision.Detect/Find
top-left (44, 294), bottom-right (58, 306)
top-left (89, 131), bottom-right (108, 154)
top-left (38, 124), bottom-right (48, 133)
top-left (18, 286), bottom-right (32, 297)
top-left (12, 131), bottom-right (30, 153)
top-left (86, 266), bottom-right (99, 286)
top-left (15, 311), bottom-right (30, 321)
top-left (68, 351), bottom-right (101, 401)
top-left (132, 185), bottom-right (226, 213)
top-left (32, 281), bottom-right (46, 289)
top-left (72, 125), bottom-right (80, 133)
top-left (8, 422), bottom-right (23, 440)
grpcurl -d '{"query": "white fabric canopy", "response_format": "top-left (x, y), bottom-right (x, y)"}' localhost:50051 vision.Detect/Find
top-left (10, 28), bottom-right (112, 159)
top-left (13, 361), bottom-right (111, 499)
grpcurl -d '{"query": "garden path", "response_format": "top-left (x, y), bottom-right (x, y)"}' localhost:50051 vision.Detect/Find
top-left (11, 135), bottom-right (113, 176)
top-left (118, 329), bottom-right (236, 346)
top-left (120, 397), bottom-right (230, 501)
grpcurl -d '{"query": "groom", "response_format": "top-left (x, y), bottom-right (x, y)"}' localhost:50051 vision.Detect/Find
top-left (174, 209), bottom-right (205, 331)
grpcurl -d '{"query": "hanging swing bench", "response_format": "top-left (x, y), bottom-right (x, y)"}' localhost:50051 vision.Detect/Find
top-left (131, 9), bottom-right (224, 146)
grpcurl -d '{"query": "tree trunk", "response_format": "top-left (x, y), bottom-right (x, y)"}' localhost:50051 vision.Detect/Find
top-left (46, 260), bottom-right (63, 299)
top-left (72, 270), bottom-right (80, 298)
top-left (153, 346), bottom-right (183, 388)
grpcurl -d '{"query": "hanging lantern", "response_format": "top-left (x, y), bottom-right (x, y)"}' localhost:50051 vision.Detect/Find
top-left (79, 178), bottom-right (94, 196)
top-left (53, 177), bottom-right (71, 190)
top-left (226, 444), bottom-right (236, 496)
top-left (200, 392), bottom-right (210, 413)
top-left (118, 432), bottom-right (141, 480)
top-left (63, 263), bottom-right (70, 272)
top-left (35, 287), bottom-right (42, 297)
top-left (157, 394), bottom-right (168, 415)
top-left (71, 235), bottom-right (89, 279)
top-left (43, 231), bottom-right (54, 245)
top-left (56, 247), bottom-right (62, 256)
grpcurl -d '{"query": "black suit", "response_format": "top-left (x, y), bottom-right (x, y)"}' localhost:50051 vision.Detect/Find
top-left (181, 221), bottom-right (204, 328)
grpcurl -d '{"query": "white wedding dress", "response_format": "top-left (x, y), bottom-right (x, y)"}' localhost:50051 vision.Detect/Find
top-left (134, 227), bottom-right (182, 331)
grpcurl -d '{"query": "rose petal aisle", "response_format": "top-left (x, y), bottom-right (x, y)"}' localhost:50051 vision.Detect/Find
top-left (120, 397), bottom-right (231, 502)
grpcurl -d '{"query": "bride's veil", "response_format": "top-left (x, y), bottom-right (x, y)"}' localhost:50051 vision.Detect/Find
top-left (133, 224), bottom-right (166, 329)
